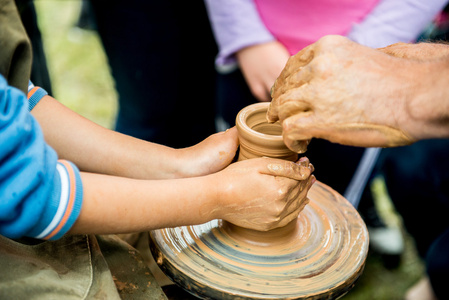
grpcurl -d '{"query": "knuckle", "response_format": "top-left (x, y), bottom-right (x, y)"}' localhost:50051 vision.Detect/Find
top-left (273, 203), bottom-right (284, 217)
top-left (312, 55), bottom-right (332, 74)
top-left (273, 197), bottom-right (287, 216)
top-left (319, 34), bottom-right (345, 46)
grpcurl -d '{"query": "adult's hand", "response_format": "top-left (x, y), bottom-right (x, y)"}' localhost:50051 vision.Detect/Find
top-left (267, 35), bottom-right (446, 152)
top-left (237, 41), bottom-right (290, 102)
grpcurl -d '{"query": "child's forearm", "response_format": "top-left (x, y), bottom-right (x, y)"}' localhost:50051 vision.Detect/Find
top-left (69, 157), bottom-right (315, 235)
top-left (31, 95), bottom-right (184, 179)
top-left (69, 172), bottom-right (218, 235)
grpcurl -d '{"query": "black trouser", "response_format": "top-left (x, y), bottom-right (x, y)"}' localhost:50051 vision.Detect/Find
top-left (380, 140), bottom-right (449, 257)
top-left (90, 0), bottom-right (217, 148)
top-left (378, 139), bottom-right (449, 298)
top-left (426, 227), bottom-right (449, 299)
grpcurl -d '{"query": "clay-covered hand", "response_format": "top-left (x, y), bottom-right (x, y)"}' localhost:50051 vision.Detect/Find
top-left (379, 41), bottom-right (449, 60)
top-left (237, 41), bottom-right (290, 102)
top-left (267, 35), bottom-right (423, 151)
top-left (210, 156), bottom-right (315, 231)
top-left (176, 127), bottom-right (239, 178)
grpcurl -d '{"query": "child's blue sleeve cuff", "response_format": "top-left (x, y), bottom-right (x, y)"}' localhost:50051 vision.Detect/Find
top-left (27, 81), bottom-right (48, 111)
top-left (28, 160), bottom-right (84, 241)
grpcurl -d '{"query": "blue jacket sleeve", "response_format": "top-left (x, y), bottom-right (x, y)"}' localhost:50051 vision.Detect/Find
top-left (0, 75), bottom-right (83, 240)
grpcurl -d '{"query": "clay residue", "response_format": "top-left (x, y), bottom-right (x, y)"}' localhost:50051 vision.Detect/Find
top-left (112, 275), bottom-right (139, 294)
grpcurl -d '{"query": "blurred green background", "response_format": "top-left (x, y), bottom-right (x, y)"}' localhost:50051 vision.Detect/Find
top-left (35, 0), bottom-right (117, 129)
top-left (34, 1), bottom-right (426, 299)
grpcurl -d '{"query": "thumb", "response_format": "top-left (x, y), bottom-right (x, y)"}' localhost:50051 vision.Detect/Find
top-left (261, 158), bottom-right (314, 181)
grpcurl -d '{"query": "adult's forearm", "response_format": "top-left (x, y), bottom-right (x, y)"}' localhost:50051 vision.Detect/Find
top-left (380, 41), bottom-right (449, 60)
top-left (382, 42), bottom-right (449, 140)
top-left (405, 56), bottom-right (449, 140)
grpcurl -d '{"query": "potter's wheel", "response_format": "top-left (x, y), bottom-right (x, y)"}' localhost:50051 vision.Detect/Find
top-left (149, 181), bottom-right (369, 299)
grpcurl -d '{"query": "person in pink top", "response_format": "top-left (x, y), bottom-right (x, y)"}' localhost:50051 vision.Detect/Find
top-left (204, 1), bottom-right (448, 298)
top-left (255, 0), bottom-right (379, 57)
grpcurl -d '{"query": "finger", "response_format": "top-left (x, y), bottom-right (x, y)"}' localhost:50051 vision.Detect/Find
top-left (276, 35), bottom-right (348, 86)
top-left (291, 174), bottom-right (315, 201)
top-left (280, 108), bottom-right (319, 152)
top-left (266, 100), bottom-right (280, 123)
top-left (221, 126), bottom-right (238, 140)
top-left (268, 53), bottom-right (315, 123)
top-left (288, 174), bottom-right (315, 209)
top-left (275, 53), bottom-right (315, 98)
top-left (322, 123), bottom-right (414, 147)
top-left (274, 175), bottom-right (316, 228)
top-left (283, 166), bottom-right (315, 202)
top-left (277, 108), bottom-right (313, 153)
top-left (268, 90), bottom-right (312, 124)
top-left (296, 156), bottom-right (315, 173)
top-left (280, 177), bottom-right (313, 217)
top-left (277, 44), bottom-right (316, 82)
top-left (276, 68), bottom-right (314, 113)
top-left (282, 137), bottom-right (310, 154)
top-left (275, 197), bottom-right (310, 229)
top-left (306, 174), bottom-right (316, 191)
top-left (263, 160), bottom-right (314, 181)
top-left (268, 66), bottom-right (314, 124)
top-left (284, 109), bottom-right (415, 147)
top-left (278, 99), bottom-right (312, 122)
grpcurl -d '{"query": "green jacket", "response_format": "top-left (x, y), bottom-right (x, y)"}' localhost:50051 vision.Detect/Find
top-left (0, 0), bottom-right (31, 94)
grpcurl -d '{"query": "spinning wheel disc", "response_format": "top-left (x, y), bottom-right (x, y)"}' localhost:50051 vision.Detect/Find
top-left (149, 181), bottom-right (369, 299)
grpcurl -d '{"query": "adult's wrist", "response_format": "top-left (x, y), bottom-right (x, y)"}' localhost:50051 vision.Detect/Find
top-left (404, 57), bottom-right (449, 141)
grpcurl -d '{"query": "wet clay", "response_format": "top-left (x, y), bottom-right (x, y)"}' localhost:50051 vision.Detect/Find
top-left (149, 103), bottom-right (369, 299)
top-left (236, 102), bottom-right (298, 161)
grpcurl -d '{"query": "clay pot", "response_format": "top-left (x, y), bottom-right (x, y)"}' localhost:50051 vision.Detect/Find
top-left (235, 102), bottom-right (297, 161)
top-left (229, 102), bottom-right (300, 242)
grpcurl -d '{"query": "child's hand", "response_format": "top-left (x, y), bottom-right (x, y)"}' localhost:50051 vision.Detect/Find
top-left (176, 127), bottom-right (239, 178)
top-left (208, 156), bottom-right (315, 231)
